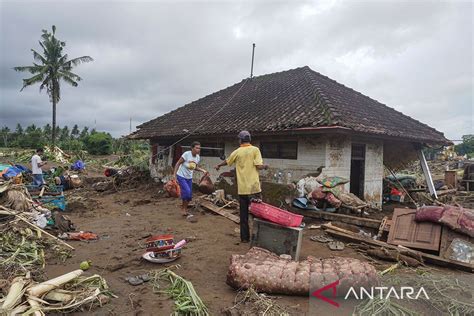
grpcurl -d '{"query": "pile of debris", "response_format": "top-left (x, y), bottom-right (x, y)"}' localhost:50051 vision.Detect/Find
top-left (318, 205), bottom-right (474, 272)
top-left (292, 176), bottom-right (369, 214)
top-left (92, 166), bottom-right (151, 193)
top-left (0, 156), bottom-right (114, 314)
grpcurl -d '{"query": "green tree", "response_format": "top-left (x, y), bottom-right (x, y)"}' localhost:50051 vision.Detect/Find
top-left (25, 124), bottom-right (37, 134)
top-left (60, 125), bottom-right (70, 142)
top-left (71, 124), bottom-right (79, 138)
top-left (455, 135), bottom-right (474, 158)
top-left (1, 126), bottom-right (10, 147)
top-left (43, 124), bottom-right (52, 140)
top-left (18, 124), bottom-right (45, 148)
top-left (15, 123), bottom-right (23, 135)
top-left (79, 127), bottom-right (89, 140)
top-left (54, 126), bottom-right (61, 141)
top-left (85, 132), bottom-right (113, 155)
top-left (14, 25), bottom-right (93, 146)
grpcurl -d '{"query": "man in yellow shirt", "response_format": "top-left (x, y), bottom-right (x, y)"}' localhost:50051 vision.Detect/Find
top-left (215, 131), bottom-right (268, 242)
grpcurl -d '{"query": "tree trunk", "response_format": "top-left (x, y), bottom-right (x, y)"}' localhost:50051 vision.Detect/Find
top-left (52, 97), bottom-right (57, 147)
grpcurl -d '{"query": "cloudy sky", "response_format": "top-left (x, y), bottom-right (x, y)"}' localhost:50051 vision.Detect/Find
top-left (0, 0), bottom-right (472, 140)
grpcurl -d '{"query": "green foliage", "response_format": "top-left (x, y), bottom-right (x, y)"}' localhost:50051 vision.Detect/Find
top-left (454, 134), bottom-right (474, 158)
top-left (85, 132), bottom-right (113, 155)
top-left (14, 25), bottom-right (93, 144)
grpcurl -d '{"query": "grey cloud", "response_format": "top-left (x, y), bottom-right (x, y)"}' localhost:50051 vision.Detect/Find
top-left (0, 0), bottom-right (472, 140)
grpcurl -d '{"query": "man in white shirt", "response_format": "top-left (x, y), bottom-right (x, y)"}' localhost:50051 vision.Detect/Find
top-left (31, 148), bottom-right (46, 186)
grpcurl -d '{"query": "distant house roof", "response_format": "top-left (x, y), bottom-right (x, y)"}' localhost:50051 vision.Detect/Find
top-left (130, 66), bottom-right (449, 144)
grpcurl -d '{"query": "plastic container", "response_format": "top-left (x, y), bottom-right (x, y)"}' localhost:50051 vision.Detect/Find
top-left (26, 184), bottom-right (64, 196)
top-left (146, 234), bottom-right (175, 252)
top-left (249, 202), bottom-right (303, 227)
top-left (38, 196), bottom-right (66, 211)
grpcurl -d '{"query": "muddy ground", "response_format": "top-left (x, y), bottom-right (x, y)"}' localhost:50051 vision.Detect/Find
top-left (48, 180), bottom-right (368, 315)
top-left (34, 173), bottom-right (472, 315)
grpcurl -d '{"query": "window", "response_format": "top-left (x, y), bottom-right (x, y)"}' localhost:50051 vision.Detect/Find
top-left (260, 141), bottom-right (298, 159)
top-left (180, 142), bottom-right (224, 157)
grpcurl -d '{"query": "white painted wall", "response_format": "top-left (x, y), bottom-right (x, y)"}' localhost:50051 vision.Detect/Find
top-left (363, 141), bottom-right (384, 208)
top-left (323, 136), bottom-right (352, 192)
top-left (148, 135), bottom-right (384, 207)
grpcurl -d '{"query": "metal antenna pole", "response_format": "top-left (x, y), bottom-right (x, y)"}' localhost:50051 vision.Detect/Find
top-left (250, 43), bottom-right (256, 78)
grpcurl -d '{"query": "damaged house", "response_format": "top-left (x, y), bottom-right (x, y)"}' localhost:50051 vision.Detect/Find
top-left (130, 66), bottom-right (450, 208)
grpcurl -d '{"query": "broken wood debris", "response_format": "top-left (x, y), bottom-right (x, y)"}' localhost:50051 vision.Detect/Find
top-left (198, 199), bottom-right (240, 224)
top-left (292, 208), bottom-right (382, 228)
top-left (322, 224), bottom-right (473, 272)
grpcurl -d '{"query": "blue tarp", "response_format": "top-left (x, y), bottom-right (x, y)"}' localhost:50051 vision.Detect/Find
top-left (71, 160), bottom-right (86, 171)
top-left (2, 166), bottom-right (22, 179)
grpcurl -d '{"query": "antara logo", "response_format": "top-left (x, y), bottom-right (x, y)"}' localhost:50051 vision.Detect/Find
top-left (311, 280), bottom-right (430, 307)
top-left (344, 286), bottom-right (430, 300)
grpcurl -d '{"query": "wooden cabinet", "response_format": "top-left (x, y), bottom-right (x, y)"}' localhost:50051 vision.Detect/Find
top-left (387, 208), bottom-right (442, 251)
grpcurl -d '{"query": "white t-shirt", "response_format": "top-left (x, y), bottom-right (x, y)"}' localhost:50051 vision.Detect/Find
top-left (31, 154), bottom-right (43, 175)
top-left (177, 151), bottom-right (200, 179)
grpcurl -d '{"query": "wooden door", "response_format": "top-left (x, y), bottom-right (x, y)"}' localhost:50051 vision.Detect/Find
top-left (387, 208), bottom-right (442, 251)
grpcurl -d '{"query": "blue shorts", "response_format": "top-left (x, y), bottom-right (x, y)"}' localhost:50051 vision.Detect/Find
top-left (33, 174), bottom-right (44, 186)
top-left (177, 175), bottom-right (193, 201)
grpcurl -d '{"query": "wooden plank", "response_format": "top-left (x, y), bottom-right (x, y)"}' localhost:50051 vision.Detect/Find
top-left (324, 227), bottom-right (473, 272)
top-left (387, 208), bottom-right (442, 251)
top-left (444, 170), bottom-right (457, 189)
top-left (436, 189), bottom-right (457, 196)
top-left (199, 200), bottom-right (240, 224)
top-left (291, 208), bottom-right (381, 228)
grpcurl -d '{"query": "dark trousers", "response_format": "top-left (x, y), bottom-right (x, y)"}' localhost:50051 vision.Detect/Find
top-left (239, 193), bottom-right (261, 242)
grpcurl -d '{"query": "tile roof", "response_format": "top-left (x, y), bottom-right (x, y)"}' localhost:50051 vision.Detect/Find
top-left (130, 66), bottom-right (449, 144)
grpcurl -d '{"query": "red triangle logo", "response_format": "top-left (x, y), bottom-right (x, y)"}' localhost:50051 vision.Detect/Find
top-left (311, 280), bottom-right (340, 307)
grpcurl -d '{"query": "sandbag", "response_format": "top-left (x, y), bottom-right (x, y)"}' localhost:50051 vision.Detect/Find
top-left (440, 206), bottom-right (474, 237)
top-left (227, 247), bottom-right (379, 296)
top-left (416, 205), bottom-right (474, 237)
top-left (198, 174), bottom-right (214, 194)
top-left (415, 205), bottom-right (445, 222)
top-left (310, 187), bottom-right (326, 200)
top-left (296, 177), bottom-right (321, 198)
top-left (338, 192), bottom-right (366, 208)
top-left (326, 193), bottom-right (342, 208)
top-left (164, 179), bottom-right (181, 198)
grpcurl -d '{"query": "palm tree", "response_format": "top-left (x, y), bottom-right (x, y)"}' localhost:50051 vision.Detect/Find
top-left (14, 25), bottom-right (93, 146)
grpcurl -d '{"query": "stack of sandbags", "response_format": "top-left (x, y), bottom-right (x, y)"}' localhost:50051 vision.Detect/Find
top-left (227, 247), bottom-right (379, 296)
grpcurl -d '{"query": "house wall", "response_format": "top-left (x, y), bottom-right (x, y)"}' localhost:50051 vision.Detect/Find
top-left (363, 140), bottom-right (384, 209)
top-left (148, 134), bottom-right (383, 208)
top-left (324, 136), bottom-right (352, 192)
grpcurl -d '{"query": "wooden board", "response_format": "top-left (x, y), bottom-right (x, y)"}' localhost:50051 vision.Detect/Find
top-left (291, 208), bottom-right (382, 229)
top-left (387, 208), bottom-right (442, 251)
top-left (199, 200), bottom-right (240, 224)
top-left (323, 227), bottom-right (473, 272)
